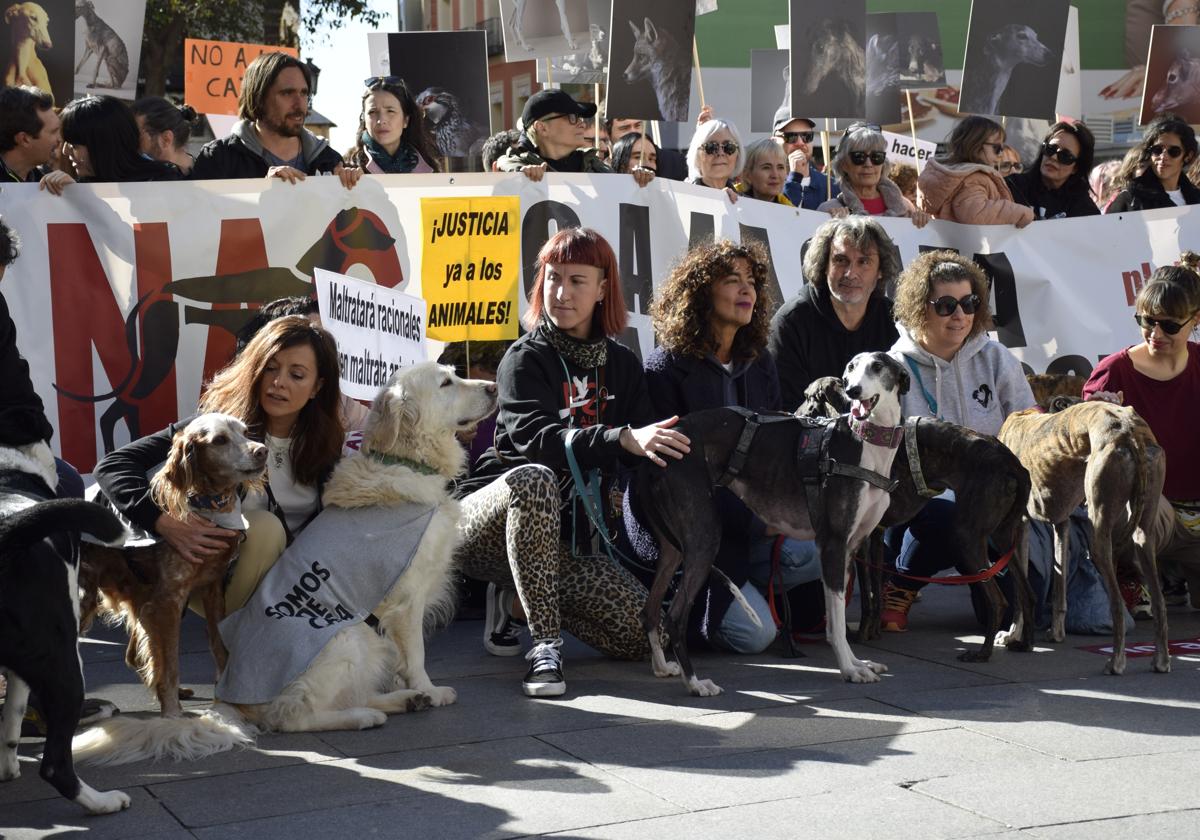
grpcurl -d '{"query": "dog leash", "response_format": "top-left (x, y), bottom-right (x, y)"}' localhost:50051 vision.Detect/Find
top-left (865, 546), bottom-right (1014, 586)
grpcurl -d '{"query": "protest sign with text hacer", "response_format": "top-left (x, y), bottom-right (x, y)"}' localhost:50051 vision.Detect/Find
top-left (184, 38), bottom-right (299, 116)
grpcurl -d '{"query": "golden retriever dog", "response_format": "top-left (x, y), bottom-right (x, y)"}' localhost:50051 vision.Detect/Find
top-left (74, 362), bottom-right (498, 764)
top-left (4, 2), bottom-right (53, 96)
top-left (80, 414), bottom-right (267, 717)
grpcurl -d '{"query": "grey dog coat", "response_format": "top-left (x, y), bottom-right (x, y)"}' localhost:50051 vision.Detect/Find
top-left (217, 502), bottom-right (434, 704)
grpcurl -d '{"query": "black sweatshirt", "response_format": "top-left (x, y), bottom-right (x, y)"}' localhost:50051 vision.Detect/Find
top-left (92, 417), bottom-right (190, 534)
top-left (0, 291), bottom-right (54, 447)
top-left (1005, 170), bottom-right (1100, 219)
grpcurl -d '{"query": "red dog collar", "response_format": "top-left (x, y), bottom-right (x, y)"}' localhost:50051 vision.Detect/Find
top-left (849, 415), bottom-right (904, 448)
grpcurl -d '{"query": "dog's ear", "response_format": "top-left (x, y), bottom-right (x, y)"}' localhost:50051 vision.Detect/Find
top-left (5, 5), bottom-right (21, 23)
top-left (151, 432), bottom-right (195, 522)
top-left (896, 367), bottom-right (910, 396)
top-left (364, 386), bottom-right (419, 455)
top-left (628, 19), bottom-right (640, 39)
top-left (643, 17), bottom-right (658, 41)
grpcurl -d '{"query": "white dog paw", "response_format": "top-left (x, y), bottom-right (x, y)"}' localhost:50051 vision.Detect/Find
top-left (843, 663), bottom-right (884, 683)
top-left (0, 754), bottom-right (20, 782)
top-left (426, 686), bottom-right (457, 707)
top-left (652, 661), bottom-right (681, 678)
top-left (77, 785), bottom-right (131, 815)
top-left (687, 677), bottom-right (723, 697)
top-left (356, 709), bottom-right (388, 729)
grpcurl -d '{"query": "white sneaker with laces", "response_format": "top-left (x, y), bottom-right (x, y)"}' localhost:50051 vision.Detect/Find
top-left (522, 638), bottom-right (565, 697)
top-left (484, 583), bottom-right (523, 656)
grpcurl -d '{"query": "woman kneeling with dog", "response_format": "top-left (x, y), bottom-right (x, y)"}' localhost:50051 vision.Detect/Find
top-left (94, 316), bottom-right (345, 613)
top-left (460, 227), bottom-right (689, 697)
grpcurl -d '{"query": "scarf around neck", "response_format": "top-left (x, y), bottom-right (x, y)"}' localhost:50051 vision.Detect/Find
top-left (362, 131), bottom-right (419, 173)
top-left (539, 319), bottom-right (608, 368)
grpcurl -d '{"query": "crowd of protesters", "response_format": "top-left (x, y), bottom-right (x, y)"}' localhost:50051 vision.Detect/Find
top-left (2, 49), bottom-right (1200, 707)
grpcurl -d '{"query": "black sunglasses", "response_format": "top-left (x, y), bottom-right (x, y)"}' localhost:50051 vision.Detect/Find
top-left (1148, 143), bottom-right (1185, 159)
top-left (541, 112), bottom-right (584, 125)
top-left (848, 150), bottom-right (887, 166)
top-left (928, 294), bottom-right (982, 316)
top-left (1042, 143), bottom-right (1079, 166)
top-left (364, 75), bottom-right (405, 88)
top-left (701, 140), bottom-right (739, 156)
top-left (776, 130), bottom-right (814, 144)
top-left (1135, 313), bottom-right (1189, 335)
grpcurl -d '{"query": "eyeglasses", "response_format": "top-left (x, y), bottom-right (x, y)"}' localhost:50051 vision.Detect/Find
top-left (776, 130), bottom-right (814, 144)
top-left (364, 75), bottom-right (404, 88)
top-left (1148, 143), bottom-right (1184, 159)
top-left (1135, 313), bottom-right (1189, 335)
top-left (1041, 143), bottom-right (1079, 166)
top-left (847, 150), bottom-right (887, 166)
top-left (701, 140), bottom-right (739, 156)
top-left (928, 294), bottom-right (982, 316)
top-left (541, 113), bottom-right (583, 126)
top-left (996, 161), bottom-right (1020, 173)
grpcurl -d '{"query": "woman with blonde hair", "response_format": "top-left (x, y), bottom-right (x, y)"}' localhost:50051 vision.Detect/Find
top-left (918, 116), bottom-right (1033, 226)
top-left (734, 138), bottom-right (793, 205)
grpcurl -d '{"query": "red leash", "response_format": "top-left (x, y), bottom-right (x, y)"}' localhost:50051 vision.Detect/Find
top-left (865, 547), bottom-right (1014, 586)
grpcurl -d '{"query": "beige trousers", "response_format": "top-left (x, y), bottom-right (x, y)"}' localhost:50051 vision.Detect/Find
top-left (190, 509), bottom-right (288, 617)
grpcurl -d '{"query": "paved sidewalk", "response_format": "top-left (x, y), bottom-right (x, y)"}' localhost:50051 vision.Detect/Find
top-left (3, 584), bottom-right (1199, 839)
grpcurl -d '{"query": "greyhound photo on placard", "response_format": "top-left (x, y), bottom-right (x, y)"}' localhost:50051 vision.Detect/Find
top-left (959, 0), bottom-right (1069, 119)
top-left (1141, 24), bottom-right (1200, 125)
top-left (387, 31), bottom-right (490, 169)
top-left (536, 0), bottom-right (609, 85)
top-left (2, 0), bottom-right (75, 105)
top-left (499, 0), bottom-right (590, 63)
top-left (72, 0), bottom-right (146, 99)
top-left (605, 0), bottom-right (695, 123)
top-left (866, 13), bottom-right (904, 126)
top-left (750, 48), bottom-right (789, 132)
top-left (788, 0), bottom-right (866, 121)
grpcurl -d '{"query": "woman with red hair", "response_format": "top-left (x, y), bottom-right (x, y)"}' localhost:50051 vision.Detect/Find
top-left (457, 227), bottom-right (687, 698)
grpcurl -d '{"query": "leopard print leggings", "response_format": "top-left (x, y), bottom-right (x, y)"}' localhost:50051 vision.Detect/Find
top-left (455, 464), bottom-right (651, 660)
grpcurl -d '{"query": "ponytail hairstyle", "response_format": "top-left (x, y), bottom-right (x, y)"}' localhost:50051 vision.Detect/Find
top-left (131, 96), bottom-right (201, 150)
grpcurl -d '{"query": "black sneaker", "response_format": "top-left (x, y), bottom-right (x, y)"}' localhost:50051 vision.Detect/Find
top-left (1163, 576), bottom-right (1188, 607)
top-left (522, 638), bottom-right (565, 697)
top-left (484, 583), bottom-right (523, 657)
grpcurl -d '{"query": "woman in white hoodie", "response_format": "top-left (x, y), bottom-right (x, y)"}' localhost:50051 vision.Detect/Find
top-left (880, 251), bottom-right (1036, 631)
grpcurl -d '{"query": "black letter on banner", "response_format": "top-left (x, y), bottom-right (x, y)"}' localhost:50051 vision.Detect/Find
top-left (737, 224), bottom-right (784, 309)
top-left (686, 212), bottom-right (715, 250)
top-left (618, 204), bottom-right (653, 314)
top-left (521, 201), bottom-right (580, 297)
top-left (1045, 355), bottom-right (1093, 377)
top-left (617, 325), bottom-right (643, 363)
top-left (972, 252), bottom-right (1026, 349)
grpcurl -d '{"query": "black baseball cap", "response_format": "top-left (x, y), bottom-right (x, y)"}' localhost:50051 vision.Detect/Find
top-left (521, 89), bottom-right (597, 128)
top-left (772, 111), bottom-right (816, 133)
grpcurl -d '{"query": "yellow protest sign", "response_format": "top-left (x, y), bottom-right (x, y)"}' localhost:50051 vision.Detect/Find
top-left (184, 39), bottom-right (299, 116)
top-left (421, 197), bottom-right (521, 341)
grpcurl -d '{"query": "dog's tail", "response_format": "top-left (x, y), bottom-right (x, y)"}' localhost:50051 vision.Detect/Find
top-left (72, 705), bottom-right (255, 766)
top-left (709, 566), bottom-right (764, 630)
top-left (0, 499), bottom-right (126, 555)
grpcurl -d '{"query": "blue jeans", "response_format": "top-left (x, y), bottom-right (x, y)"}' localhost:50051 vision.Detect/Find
top-left (710, 537), bottom-right (823, 653)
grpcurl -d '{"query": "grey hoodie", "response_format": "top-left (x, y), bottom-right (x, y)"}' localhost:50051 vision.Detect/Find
top-left (889, 325), bottom-right (1035, 437)
top-left (231, 119), bottom-right (331, 168)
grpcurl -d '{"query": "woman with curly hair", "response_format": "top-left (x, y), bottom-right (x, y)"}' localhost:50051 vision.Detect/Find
top-left (620, 240), bottom-right (820, 653)
top-left (880, 252), bottom-right (1036, 632)
top-left (343, 77), bottom-right (440, 174)
top-left (1107, 113), bottom-right (1200, 212)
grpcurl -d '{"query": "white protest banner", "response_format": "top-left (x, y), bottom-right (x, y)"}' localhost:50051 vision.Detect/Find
top-left (882, 129), bottom-right (937, 171)
top-left (0, 174), bottom-right (1191, 474)
top-left (313, 268), bottom-right (426, 401)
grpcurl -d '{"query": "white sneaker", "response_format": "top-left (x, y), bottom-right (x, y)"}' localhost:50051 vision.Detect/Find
top-left (522, 638), bottom-right (565, 697)
top-left (484, 583), bottom-right (523, 656)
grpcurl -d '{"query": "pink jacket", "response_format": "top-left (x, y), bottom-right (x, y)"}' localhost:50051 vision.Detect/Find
top-left (917, 159), bottom-right (1034, 226)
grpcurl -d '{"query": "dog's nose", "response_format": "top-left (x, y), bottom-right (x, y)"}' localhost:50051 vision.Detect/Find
top-left (845, 385), bottom-right (862, 399)
top-left (485, 383), bottom-right (498, 395)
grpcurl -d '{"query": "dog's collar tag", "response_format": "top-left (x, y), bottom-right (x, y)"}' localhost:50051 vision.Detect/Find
top-left (849, 416), bottom-right (904, 448)
top-left (365, 450), bottom-right (441, 476)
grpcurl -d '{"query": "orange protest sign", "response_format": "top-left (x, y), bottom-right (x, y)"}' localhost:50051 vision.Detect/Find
top-left (184, 39), bottom-right (299, 116)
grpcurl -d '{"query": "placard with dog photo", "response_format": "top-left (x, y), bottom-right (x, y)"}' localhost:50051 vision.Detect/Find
top-left (959, 0), bottom-right (1069, 119)
top-left (1140, 24), bottom-right (1200, 126)
top-left (605, 0), bottom-right (695, 123)
top-left (386, 31), bottom-right (490, 167)
top-left (536, 0), bottom-right (609, 85)
top-left (695, 0), bottom-right (717, 13)
top-left (499, 0), bottom-right (590, 63)
top-left (2, 0), bottom-right (76, 106)
top-left (750, 48), bottom-right (789, 132)
top-left (788, 0), bottom-right (867, 121)
top-left (72, 0), bottom-right (145, 99)
top-left (866, 12), bottom-right (946, 126)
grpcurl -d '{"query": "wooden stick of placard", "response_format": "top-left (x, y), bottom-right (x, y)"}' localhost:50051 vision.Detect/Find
top-left (906, 89), bottom-right (918, 154)
top-left (823, 118), bottom-right (833, 201)
top-left (594, 83), bottom-right (601, 148)
top-left (692, 38), bottom-right (706, 109)
top-left (545, 58), bottom-right (553, 87)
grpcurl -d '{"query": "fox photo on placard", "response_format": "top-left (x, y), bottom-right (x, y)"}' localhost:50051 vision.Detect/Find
top-left (72, 0), bottom-right (146, 99)
top-left (1141, 24), bottom-right (1200, 126)
top-left (789, 0), bottom-right (866, 120)
top-left (500, 0), bottom-right (590, 63)
top-left (1, 0), bottom-right (76, 105)
top-left (750, 48), bottom-right (789, 133)
top-left (387, 31), bottom-right (489, 168)
top-left (959, 0), bottom-right (1068, 119)
top-left (605, 0), bottom-right (695, 123)
top-left (536, 0), bottom-right (609, 85)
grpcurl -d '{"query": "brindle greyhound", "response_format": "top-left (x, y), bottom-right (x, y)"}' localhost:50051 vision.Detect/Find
top-left (635, 352), bottom-right (908, 695)
top-left (799, 377), bottom-right (1033, 661)
top-left (999, 402), bottom-right (1169, 675)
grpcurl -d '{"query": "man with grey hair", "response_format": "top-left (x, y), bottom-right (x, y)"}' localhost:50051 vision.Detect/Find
top-left (767, 215), bottom-right (901, 411)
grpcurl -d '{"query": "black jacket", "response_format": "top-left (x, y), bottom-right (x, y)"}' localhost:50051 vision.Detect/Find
top-left (1106, 169), bottom-right (1200, 213)
top-left (192, 127), bottom-right (344, 180)
top-left (0, 292), bottom-right (54, 446)
top-left (768, 283), bottom-right (899, 412)
top-left (1005, 170), bottom-right (1100, 219)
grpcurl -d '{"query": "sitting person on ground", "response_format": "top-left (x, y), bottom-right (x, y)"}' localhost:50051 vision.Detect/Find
top-left (191, 52), bottom-right (350, 186)
top-left (1084, 266), bottom-right (1200, 612)
top-left (818, 122), bottom-right (930, 227)
top-left (773, 112), bottom-right (839, 210)
top-left (686, 117), bottom-right (744, 202)
top-left (768, 216), bottom-right (901, 411)
top-left (881, 252), bottom-right (1037, 631)
top-left (458, 227), bottom-right (688, 697)
top-left (0, 85), bottom-right (74, 194)
top-left (890, 162), bottom-right (918, 206)
top-left (610, 132), bottom-right (658, 176)
top-left (497, 90), bottom-right (652, 187)
top-left (1107, 113), bottom-right (1200, 212)
top-left (60, 96), bottom-right (183, 183)
top-left (343, 76), bottom-right (439, 175)
top-left (734, 138), bottom-right (794, 205)
top-left (1005, 121), bottom-right (1101, 220)
top-left (94, 317), bottom-right (345, 613)
top-left (918, 116), bottom-right (1034, 226)
top-left (131, 97), bottom-right (201, 177)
